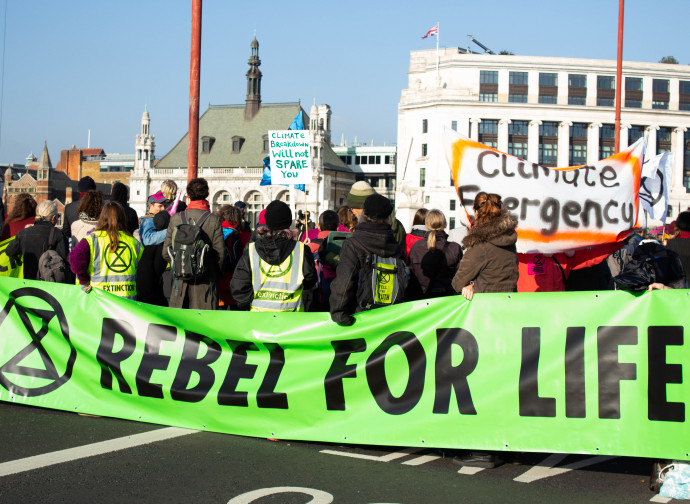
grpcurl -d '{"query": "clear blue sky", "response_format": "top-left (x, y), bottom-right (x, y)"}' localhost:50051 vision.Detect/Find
top-left (0, 0), bottom-right (688, 165)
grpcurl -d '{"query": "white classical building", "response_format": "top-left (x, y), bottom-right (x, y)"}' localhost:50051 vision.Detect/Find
top-left (128, 39), bottom-right (355, 221)
top-left (395, 48), bottom-right (690, 230)
top-left (332, 141), bottom-right (397, 201)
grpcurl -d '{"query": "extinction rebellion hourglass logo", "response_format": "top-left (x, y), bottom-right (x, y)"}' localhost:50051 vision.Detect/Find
top-left (0, 287), bottom-right (76, 397)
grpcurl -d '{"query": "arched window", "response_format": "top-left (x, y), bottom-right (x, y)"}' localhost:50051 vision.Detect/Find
top-left (245, 191), bottom-right (265, 229)
top-left (213, 190), bottom-right (232, 212)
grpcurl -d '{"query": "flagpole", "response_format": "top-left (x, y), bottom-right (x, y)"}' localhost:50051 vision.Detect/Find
top-left (436, 21), bottom-right (440, 79)
top-left (614, 0), bottom-right (624, 153)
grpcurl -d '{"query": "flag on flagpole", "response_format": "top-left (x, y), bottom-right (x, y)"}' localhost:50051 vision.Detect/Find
top-left (422, 24), bottom-right (438, 39)
top-left (639, 151), bottom-right (673, 222)
top-left (261, 110), bottom-right (306, 191)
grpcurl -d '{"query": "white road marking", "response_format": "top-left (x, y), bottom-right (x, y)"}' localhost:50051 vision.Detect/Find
top-left (401, 454), bottom-right (440, 466)
top-left (0, 427), bottom-right (198, 477)
top-left (514, 454), bottom-right (617, 483)
top-left (458, 466), bottom-right (485, 475)
top-left (650, 495), bottom-right (672, 503)
top-left (227, 486), bottom-right (334, 504)
top-left (319, 447), bottom-right (422, 462)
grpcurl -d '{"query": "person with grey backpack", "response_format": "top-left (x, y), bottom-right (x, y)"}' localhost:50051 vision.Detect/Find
top-left (162, 178), bottom-right (225, 310)
top-left (5, 200), bottom-right (70, 283)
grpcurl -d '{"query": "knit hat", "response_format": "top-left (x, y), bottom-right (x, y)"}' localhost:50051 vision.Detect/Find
top-left (363, 193), bottom-right (393, 220)
top-left (78, 176), bottom-right (96, 192)
top-left (676, 211), bottom-right (690, 232)
top-left (264, 200), bottom-right (292, 231)
top-left (147, 191), bottom-right (167, 205)
top-left (347, 181), bottom-right (375, 209)
top-left (153, 210), bottom-right (171, 231)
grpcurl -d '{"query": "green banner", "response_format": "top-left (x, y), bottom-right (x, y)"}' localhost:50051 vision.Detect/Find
top-left (0, 277), bottom-right (687, 460)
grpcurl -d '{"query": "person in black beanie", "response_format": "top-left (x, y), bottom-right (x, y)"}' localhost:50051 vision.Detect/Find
top-left (330, 193), bottom-right (405, 325)
top-left (231, 200), bottom-right (316, 311)
top-left (110, 182), bottom-right (139, 235)
top-left (136, 210), bottom-right (171, 306)
top-left (62, 176), bottom-right (96, 238)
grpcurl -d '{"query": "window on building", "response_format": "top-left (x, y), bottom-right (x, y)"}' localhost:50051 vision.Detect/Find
top-left (568, 73), bottom-right (587, 105)
top-left (360, 155), bottom-right (368, 164)
top-left (679, 80), bottom-right (690, 111)
top-left (451, 120), bottom-right (457, 131)
top-left (232, 136), bottom-right (245, 153)
top-left (478, 119), bottom-right (498, 148)
top-left (369, 177), bottom-right (380, 188)
top-left (628, 125), bottom-right (645, 144)
top-left (569, 123), bottom-right (588, 165)
top-left (652, 79), bottom-right (670, 109)
top-left (624, 77), bottom-right (643, 108)
top-left (420, 167), bottom-right (426, 187)
top-left (384, 155), bottom-right (392, 164)
top-left (509, 72), bottom-right (528, 85)
top-left (202, 136), bottom-right (215, 154)
top-left (246, 191), bottom-right (265, 229)
top-left (479, 70), bottom-right (498, 102)
top-left (508, 120), bottom-right (529, 159)
top-left (657, 127), bottom-right (672, 154)
top-left (449, 217), bottom-right (456, 230)
top-left (262, 134), bottom-right (269, 152)
top-left (596, 75), bottom-right (615, 107)
top-left (599, 124), bottom-right (615, 160)
top-left (137, 150), bottom-right (141, 160)
top-left (421, 143), bottom-right (428, 157)
top-left (425, 195), bottom-right (430, 204)
top-left (509, 71), bottom-right (528, 104)
top-left (480, 70), bottom-right (498, 84)
top-left (538, 72), bottom-right (558, 104)
top-left (422, 119), bottom-right (428, 133)
top-left (450, 200), bottom-right (456, 211)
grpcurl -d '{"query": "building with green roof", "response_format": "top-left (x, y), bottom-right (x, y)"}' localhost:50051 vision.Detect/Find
top-left (129, 39), bottom-right (355, 226)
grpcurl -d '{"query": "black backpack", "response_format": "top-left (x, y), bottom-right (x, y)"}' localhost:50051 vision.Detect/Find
top-left (223, 228), bottom-right (242, 273)
top-left (614, 241), bottom-right (685, 291)
top-left (168, 211), bottom-right (211, 285)
top-left (352, 238), bottom-right (407, 310)
top-left (37, 227), bottom-right (68, 283)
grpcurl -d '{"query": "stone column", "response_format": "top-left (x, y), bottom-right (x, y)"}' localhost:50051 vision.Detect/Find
top-left (588, 123), bottom-right (601, 163)
top-left (558, 121), bottom-right (572, 167)
top-left (498, 119), bottom-right (510, 153)
top-left (528, 120), bottom-right (541, 163)
top-left (646, 125), bottom-right (659, 162)
top-left (619, 124), bottom-right (630, 150)
top-left (671, 127), bottom-right (686, 193)
top-left (470, 118), bottom-right (481, 141)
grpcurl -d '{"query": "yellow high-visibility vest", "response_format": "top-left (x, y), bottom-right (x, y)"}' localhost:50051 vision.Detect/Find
top-left (88, 231), bottom-right (141, 300)
top-left (249, 240), bottom-right (305, 312)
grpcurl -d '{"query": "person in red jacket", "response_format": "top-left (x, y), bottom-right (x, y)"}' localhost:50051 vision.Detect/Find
top-left (405, 208), bottom-right (428, 260)
top-left (1, 193), bottom-right (36, 240)
top-left (217, 204), bottom-right (252, 309)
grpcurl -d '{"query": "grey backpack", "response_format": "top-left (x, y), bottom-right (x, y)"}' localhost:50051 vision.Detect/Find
top-left (37, 227), bottom-right (68, 283)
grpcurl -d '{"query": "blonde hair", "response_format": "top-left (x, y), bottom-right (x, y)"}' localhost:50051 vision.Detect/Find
top-left (425, 209), bottom-right (447, 250)
top-left (36, 200), bottom-right (58, 220)
top-left (161, 180), bottom-right (178, 201)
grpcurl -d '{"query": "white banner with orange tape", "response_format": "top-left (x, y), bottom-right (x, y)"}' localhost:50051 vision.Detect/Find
top-left (444, 131), bottom-right (646, 254)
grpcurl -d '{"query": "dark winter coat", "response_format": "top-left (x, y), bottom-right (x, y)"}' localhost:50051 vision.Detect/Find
top-left (137, 242), bottom-right (168, 306)
top-left (162, 207), bottom-right (225, 310)
top-left (6, 219), bottom-right (69, 281)
top-left (61, 199), bottom-right (80, 238)
top-left (408, 230), bottom-right (462, 297)
top-left (111, 183), bottom-right (139, 235)
top-left (329, 221), bottom-right (404, 325)
top-left (665, 235), bottom-right (690, 283)
top-left (230, 231), bottom-right (317, 310)
top-left (451, 210), bottom-right (518, 294)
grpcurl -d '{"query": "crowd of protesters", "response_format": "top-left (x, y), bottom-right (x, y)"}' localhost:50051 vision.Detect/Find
top-left (1, 174), bottom-right (689, 476)
top-left (2, 176), bottom-right (688, 313)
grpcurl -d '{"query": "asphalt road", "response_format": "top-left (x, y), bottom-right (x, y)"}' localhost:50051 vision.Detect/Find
top-left (0, 402), bottom-right (672, 503)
